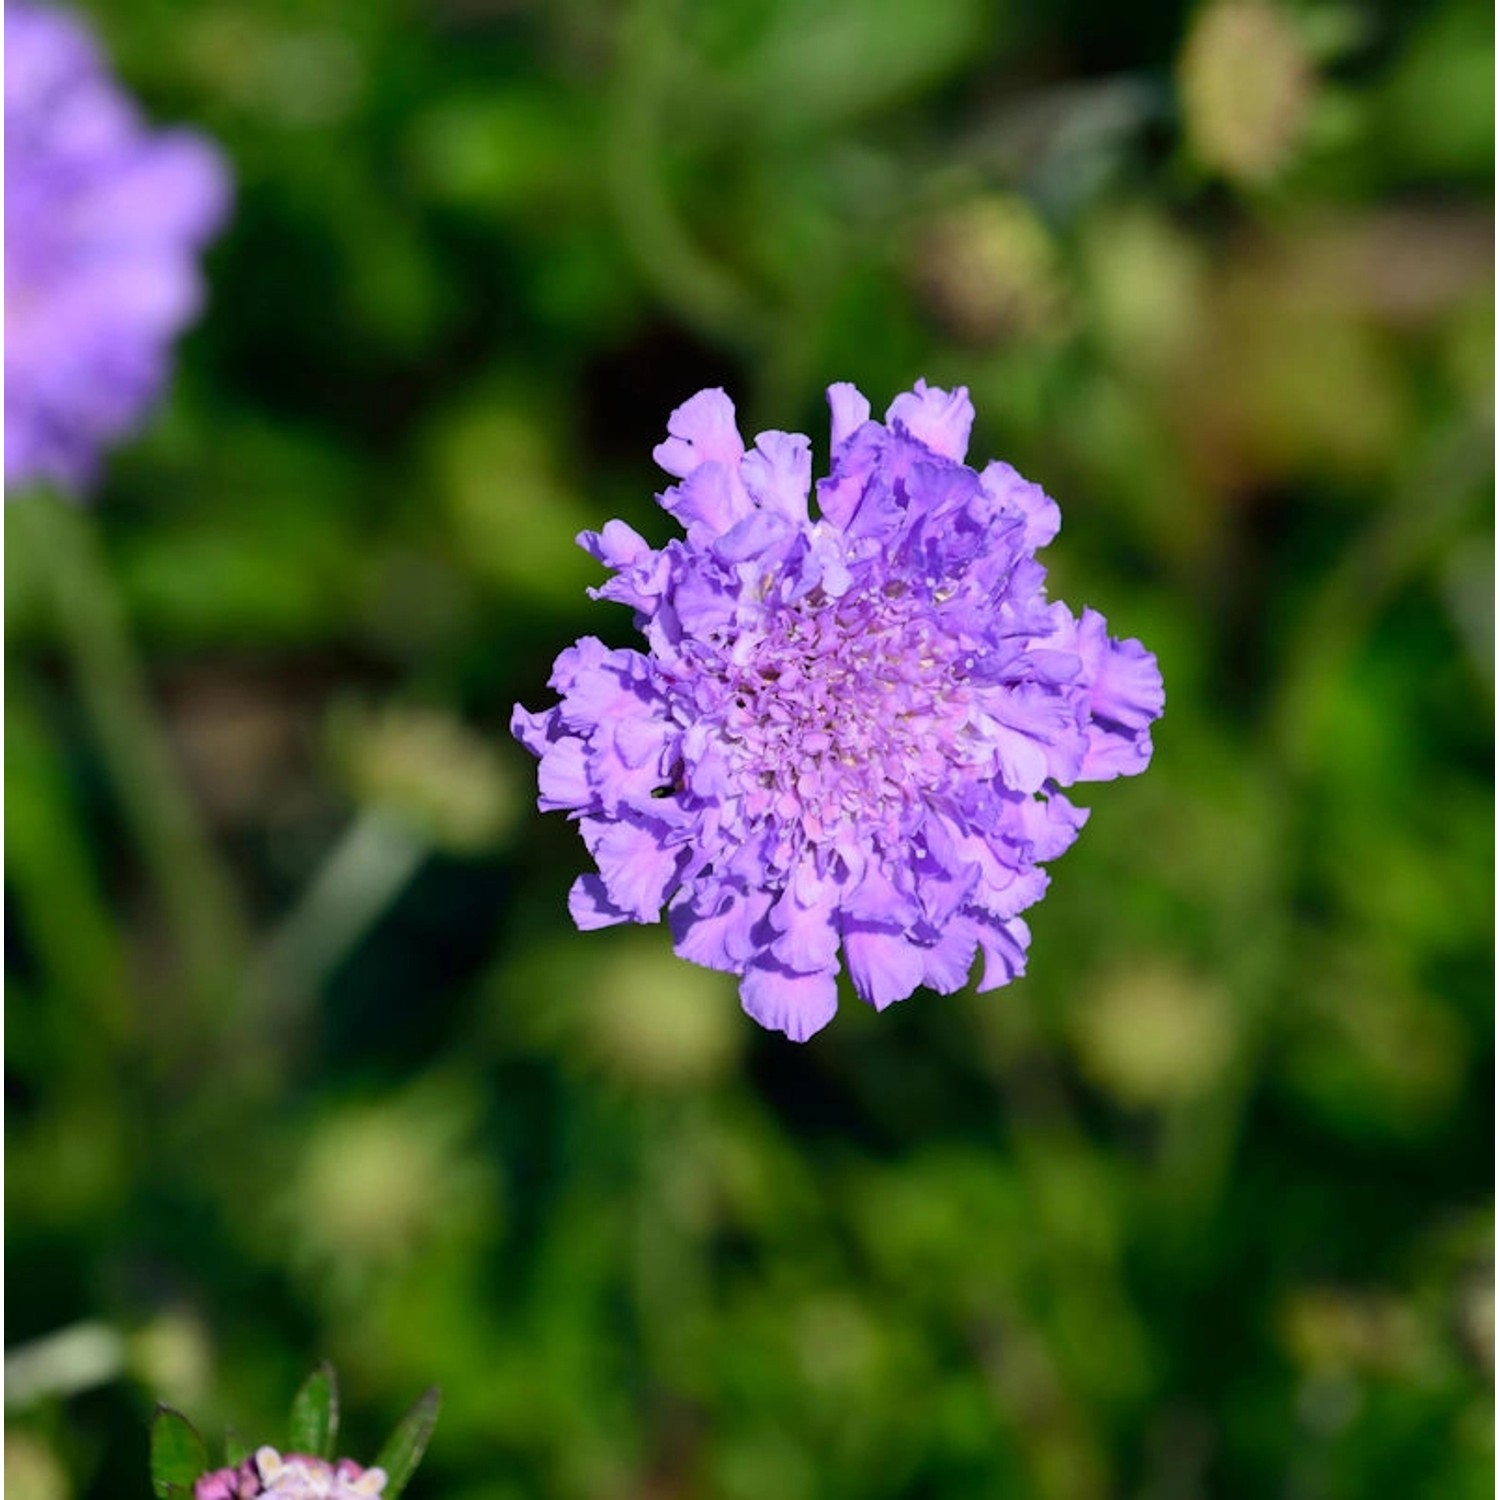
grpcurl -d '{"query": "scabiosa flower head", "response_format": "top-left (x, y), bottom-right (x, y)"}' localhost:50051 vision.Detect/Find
top-left (193, 1450), bottom-right (387, 1500)
top-left (513, 380), bottom-right (1164, 1041)
top-left (5, 1), bottom-right (230, 493)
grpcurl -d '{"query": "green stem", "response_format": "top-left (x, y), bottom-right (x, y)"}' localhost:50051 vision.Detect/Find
top-left (254, 810), bottom-right (427, 1026)
top-left (602, 0), bottom-right (764, 352)
top-left (6, 682), bottom-right (134, 1050)
top-left (11, 493), bottom-right (247, 1040)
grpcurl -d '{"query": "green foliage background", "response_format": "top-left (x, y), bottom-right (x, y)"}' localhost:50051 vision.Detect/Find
top-left (5, 0), bottom-right (1493, 1496)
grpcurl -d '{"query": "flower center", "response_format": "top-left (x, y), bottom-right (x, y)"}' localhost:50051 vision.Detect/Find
top-left (703, 580), bottom-right (977, 851)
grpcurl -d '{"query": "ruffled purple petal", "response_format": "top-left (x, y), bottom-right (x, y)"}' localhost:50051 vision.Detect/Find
top-left (581, 815), bottom-right (682, 921)
top-left (826, 381), bottom-right (872, 452)
top-left (844, 923), bottom-right (926, 1010)
top-left (579, 518), bottom-right (651, 569)
top-left (669, 884), bottom-right (773, 973)
top-left (568, 874), bottom-right (633, 931)
top-left (767, 864), bottom-right (842, 972)
top-left (739, 962), bottom-right (839, 1042)
top-left (535, 736), bottom-right (591, 812)
top-left (885, 379), bottom-right (975, 462)
top-left (660, 462), bottom-right (755, 542)
top-left (981, 460), bottom-right (1061, 550)
top-left (918, 919), bottom-right (982, 995)
top-left (652, 387), bottom-right (745, 478)
top-left (976, 917), bottom-right (1031, 992)
top-left (741, 430), bottom-right (813, 524)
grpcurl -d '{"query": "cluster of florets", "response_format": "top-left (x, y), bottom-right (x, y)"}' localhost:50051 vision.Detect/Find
top-left (194, 1447), bottom-right (386, 1500)
top-left (5, 0), bottom-right (229, 491)
top-left (514, 380), bottom-right (1164, 1041)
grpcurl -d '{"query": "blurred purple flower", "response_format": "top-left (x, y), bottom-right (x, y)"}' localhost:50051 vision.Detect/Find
top-left (5, 0), bottom-right (229, 493)
top-left (252, 1448), bottom-right (386, 1498)
top-left (193, 1449), bottom-right (386, 1500)
top-left (514, 380), bottom-right (1164, 1041)
top-left (193, 1460), bottom-right (262, 1500)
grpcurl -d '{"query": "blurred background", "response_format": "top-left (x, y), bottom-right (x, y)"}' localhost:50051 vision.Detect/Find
top-left (4, 0), bottom-right (1494, 1496)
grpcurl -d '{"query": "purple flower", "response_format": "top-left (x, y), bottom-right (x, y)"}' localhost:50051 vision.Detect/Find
top-left (193, 1460), bottom-right (263, 1500)
top-left (5, 1), bottom-right (230, 493)
top-left (193, 1450), bottom-right (387, 1500)
top-left (513, 381), bottom-right (1165, 1041)
top-left (251, 1448), bottom-right (386, 1499)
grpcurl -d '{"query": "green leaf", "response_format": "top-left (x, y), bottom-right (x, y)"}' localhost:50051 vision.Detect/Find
top-left (372, 1387), bottom-right (441, 1499)
top-left (288, 1362), bottom-right (339, 1460)
top-left (151, 1407), bottom-right (208, 1497)
top-left (224, 1428), bottom-right (251, 1466)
